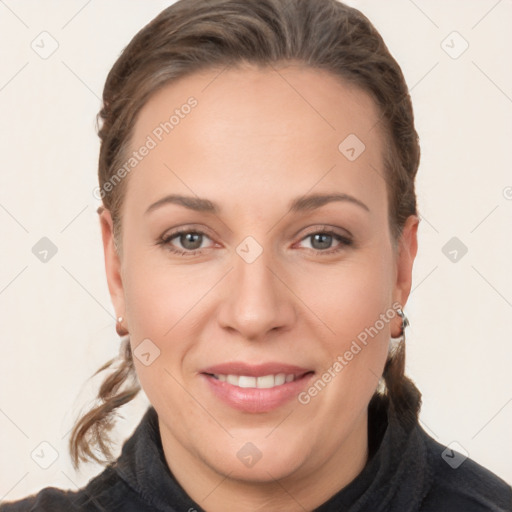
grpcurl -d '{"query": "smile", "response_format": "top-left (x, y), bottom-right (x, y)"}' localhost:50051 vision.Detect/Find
top-left (208, 373), bottom-right (299, 389)
top-left (200, 363), bottom-right (315, 413)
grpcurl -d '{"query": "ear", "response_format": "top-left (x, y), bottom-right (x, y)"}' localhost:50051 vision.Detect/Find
top-left (99, 208), bottom-right (126, 321)
top-left (392, 214), bottom-right (419, 312)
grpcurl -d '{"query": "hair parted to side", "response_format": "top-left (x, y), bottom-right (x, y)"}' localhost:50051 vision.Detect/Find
top-left (69, 0), bottom-right (422, 469)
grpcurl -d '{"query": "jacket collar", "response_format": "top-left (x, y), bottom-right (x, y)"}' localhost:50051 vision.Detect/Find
top-left (317, 396), bottom-right (433, 511)
top-left (112, 395), bottom-right (432, 511)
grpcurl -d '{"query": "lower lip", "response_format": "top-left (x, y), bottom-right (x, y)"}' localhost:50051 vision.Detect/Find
top-left (201, 373), bottom-right (315, 413)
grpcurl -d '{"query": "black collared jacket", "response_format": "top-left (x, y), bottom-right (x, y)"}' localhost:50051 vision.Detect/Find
top-left (1, 396), bottom-right (511, 511)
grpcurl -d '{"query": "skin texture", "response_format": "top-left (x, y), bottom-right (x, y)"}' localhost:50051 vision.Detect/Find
top-left (99, 63), bottom-right (419, 512)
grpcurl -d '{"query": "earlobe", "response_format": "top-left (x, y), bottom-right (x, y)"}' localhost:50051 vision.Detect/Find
top-left (99, 209), bottom-right (126, 320)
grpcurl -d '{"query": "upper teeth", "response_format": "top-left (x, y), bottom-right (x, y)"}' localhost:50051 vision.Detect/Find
top-left (213, 373), bottom-right (296, 388)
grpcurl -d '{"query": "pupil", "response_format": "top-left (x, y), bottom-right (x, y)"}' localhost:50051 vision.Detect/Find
top-left (182, 233), bottom-right (201, 250)
top-left (313, 233), bottom-right (331, 250)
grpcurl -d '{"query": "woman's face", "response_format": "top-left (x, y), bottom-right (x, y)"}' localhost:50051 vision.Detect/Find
top-left (101, 64), bottom-right (418, 491)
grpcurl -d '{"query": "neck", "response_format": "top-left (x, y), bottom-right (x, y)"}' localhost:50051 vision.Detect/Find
top-left (159, 411), bottom-right (369, 512)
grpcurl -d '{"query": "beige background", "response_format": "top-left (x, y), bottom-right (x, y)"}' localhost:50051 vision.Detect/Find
top-left (1, 0), bottom-right (511, 501)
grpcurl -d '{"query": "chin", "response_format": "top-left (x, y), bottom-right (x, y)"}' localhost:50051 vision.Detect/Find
top-left (206, 448), bottom-right (307, 483)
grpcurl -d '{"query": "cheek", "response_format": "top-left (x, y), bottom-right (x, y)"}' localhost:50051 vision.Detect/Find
top-left (297, 250), bottom-right (394, 343)
top-left (296, 247), bottom-right (394, 398)
top-left (121, 248), bottom-right (221, 402)
top-left (122, 259), bottom-right (200, 417)
top-left (123, 246), bottom-right (209, 340)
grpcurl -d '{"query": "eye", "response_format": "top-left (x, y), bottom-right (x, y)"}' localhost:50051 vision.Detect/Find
top-left (297, 228), bottom-right (353, 255)
top-left (157, 226), bottom-right (353, 257)
top-left (158, 228), bottom-right (214, 256)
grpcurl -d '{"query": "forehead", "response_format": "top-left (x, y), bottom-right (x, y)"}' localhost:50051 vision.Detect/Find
top-left (124, 64), bottom-right (387, 216)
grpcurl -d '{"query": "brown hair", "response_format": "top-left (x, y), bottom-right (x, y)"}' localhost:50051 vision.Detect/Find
top-left (70, 0), bottom-right (421, 469)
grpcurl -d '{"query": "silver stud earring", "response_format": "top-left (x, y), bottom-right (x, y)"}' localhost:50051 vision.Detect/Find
top-left (388, 307), bottom-right (409, 357)
top-left (397, 308), bottom-right (409, 336)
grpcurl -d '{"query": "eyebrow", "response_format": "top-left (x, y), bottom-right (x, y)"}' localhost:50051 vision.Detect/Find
top-left (145, 192), bottom-right (370, 215)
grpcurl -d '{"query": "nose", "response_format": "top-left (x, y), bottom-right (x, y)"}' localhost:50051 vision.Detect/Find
top-left (216, 245), bottom-right (297, 341)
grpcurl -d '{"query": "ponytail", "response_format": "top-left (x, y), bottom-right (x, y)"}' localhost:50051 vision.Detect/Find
top-left (381, 336), bottom-right (422, 429)
top-left (68, 336), bottom-right (140, 469)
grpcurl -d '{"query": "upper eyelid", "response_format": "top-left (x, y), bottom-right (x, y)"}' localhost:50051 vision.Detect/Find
top-left (300, 225), bottom-right (352, 238)
top-left (162, 226), bottom-right (216, 244)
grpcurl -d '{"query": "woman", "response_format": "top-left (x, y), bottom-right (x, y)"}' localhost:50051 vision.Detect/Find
top-left (1, 0), bottom-right (510, 510)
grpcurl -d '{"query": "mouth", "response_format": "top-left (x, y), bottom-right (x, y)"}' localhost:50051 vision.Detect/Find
top-left (199, 363), bottom-right (315, 413)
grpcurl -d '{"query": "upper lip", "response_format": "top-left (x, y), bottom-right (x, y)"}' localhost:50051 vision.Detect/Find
top-left (200, 362), bottom-right (314, 377)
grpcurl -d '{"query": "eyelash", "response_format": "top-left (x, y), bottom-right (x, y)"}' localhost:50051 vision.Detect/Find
top-left (157, 226), bottom-right (353, 257)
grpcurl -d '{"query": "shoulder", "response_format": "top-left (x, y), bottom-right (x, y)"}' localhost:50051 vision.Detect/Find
top-left (419, 430), bottom-right (512, 511)
top-left (0, 466), bottom-right (146, 512)
top-left (0, 487), bottom-right (81, 512)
